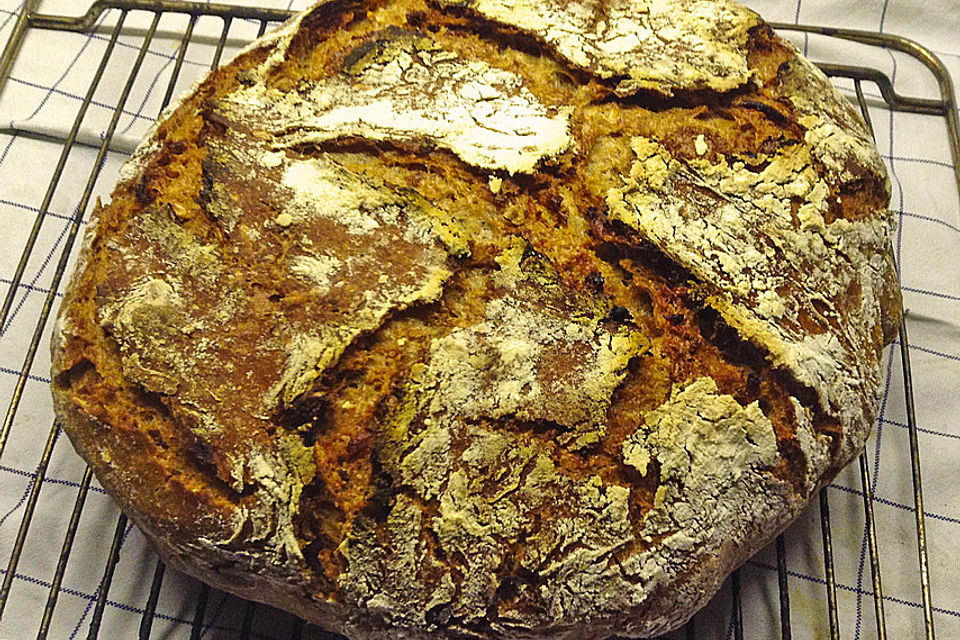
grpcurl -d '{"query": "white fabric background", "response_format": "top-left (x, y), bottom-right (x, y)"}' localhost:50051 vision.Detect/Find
top-left (0, 0), bottom-right (956, 638)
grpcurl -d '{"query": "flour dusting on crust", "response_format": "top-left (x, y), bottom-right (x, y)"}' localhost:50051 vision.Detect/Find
top-left (437, 0), bottom-right (760, 96)
top-left (217, 30), bottom-right (572, 175)
top-left (607, 135), bottom-right (894, 461)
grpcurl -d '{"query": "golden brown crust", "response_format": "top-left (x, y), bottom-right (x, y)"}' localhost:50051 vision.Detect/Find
top-left (51, 1), bottom-right (899, 638)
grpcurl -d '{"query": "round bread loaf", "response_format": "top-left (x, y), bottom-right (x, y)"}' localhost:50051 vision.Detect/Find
top-left (51, 0), bottom-right (901, 637)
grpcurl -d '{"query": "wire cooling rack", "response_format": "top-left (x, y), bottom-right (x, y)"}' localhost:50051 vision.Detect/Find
top-left (0, 2), bottom-right (957, 638)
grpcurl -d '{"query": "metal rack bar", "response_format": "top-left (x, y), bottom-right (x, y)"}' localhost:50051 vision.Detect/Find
top-left (0, 4), bottom-right (955, 640)
top-left (817, 63), bottom-right (944, 115)
top-left (859, 454), bottom-right (888, 640)
top-left (209, 16), bottom-right (233, 70)
top-left (138, 560), bottom-right (165, 640)
top-left (898, 320), bottom-right (936, 640)
top-left (86, 513), bottom-right (129, 640)
top-left (776, 535), bottom-right (792, 640)
top-left (0, 0), bottom-right (42, 103)
top-left (731, 570), bottom-right (744, 640)
top-left (189, 585), bottom-right (210, 640)
top-left (852, 76), bottom-right (889, 640)
top-left (240, 600), bottom-right (256, 640)
top-left (0, 423), bottom-right (60, 619)
top-left (27, 0), bottom-right (293, 31)
top-left (820, 491), bottom-right (841, 640)
top-left (36, 466), bottom-right (95, 640)
top-left (159, 13), bottom-right (198, 111)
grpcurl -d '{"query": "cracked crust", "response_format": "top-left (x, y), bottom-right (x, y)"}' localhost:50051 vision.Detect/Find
top-left (216, 28), bottom-right (573, 175)
top-left (435, 0), bottom-right (761, 97)
top-left (50, 0), bottom-right (899, 638)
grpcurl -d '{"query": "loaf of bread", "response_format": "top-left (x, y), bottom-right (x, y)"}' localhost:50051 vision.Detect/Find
top-left (50, 0), bottom-right (900, 637)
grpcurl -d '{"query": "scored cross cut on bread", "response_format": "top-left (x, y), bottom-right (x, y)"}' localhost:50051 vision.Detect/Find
top-left (51, 0), bottom-right (900, 637)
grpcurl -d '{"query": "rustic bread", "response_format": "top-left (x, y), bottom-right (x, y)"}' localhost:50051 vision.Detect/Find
top-left (50, 0), bottom-right (901, 637)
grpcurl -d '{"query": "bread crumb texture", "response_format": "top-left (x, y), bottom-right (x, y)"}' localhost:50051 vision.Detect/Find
top-left (50, 0), bottom-right (898, 638)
